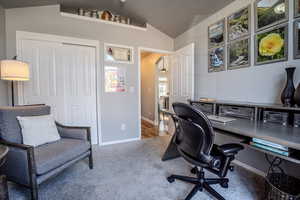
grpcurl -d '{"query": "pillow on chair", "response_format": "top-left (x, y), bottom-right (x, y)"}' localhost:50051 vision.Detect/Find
top-left (17, 115), bottom-right (61, 147)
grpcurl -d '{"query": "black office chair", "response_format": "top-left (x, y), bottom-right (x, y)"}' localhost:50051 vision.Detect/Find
top-left (167, 102), bottom-right (244, 200)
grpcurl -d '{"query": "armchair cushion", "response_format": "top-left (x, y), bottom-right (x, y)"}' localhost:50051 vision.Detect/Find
top-left (0, 105), bottom-right (50, 143)
top-left (17, 115), bottom-right (61, 147)
top-left (34, 138), bottom-right (90, 175)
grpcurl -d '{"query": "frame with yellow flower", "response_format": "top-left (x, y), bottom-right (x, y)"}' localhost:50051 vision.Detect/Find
top-left (255, 23), bottom-right (288, 65)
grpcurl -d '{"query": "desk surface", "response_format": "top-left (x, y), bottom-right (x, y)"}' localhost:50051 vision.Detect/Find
top-left (160, 109), bottom-right (300, 150)
top-left (212, 119), bottom-right (300, 151)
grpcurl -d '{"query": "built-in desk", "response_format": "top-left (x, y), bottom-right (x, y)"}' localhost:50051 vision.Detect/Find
top-left (161, 101), bottom-right (300, 164)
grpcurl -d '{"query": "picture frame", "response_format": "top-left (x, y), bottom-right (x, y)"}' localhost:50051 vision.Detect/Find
top-left (295, 0), bottom-right (300, 18)
top-left (254, 0), bottom-right (289, 32)
top-left (227, 5), bottom-right (251, 41)
top-left (294, 19), bottom-right (300, 59)
top-left (208, 46), bottom-right (226, 72)
top-left (104, 43), bottom-right (134, 64)
top-left (104, 66), bottom-right (126, 93)
top-left (208, 19), bottom-right (225, 48)
top-left (255, 23), bottom-right (288, 65)
top-left (227, 37), bottom-right (251, 70)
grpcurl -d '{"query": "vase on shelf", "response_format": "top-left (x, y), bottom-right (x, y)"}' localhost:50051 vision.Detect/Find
top-left (294, 83), bottom-right (300, 107)
top-left (281, 67), bottom-right (296, 106)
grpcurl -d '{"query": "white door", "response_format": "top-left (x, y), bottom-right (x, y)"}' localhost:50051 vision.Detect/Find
top-left (17, 39), bottom-right (98, 144)
top-left (169, 43), bottom-right (195, 106)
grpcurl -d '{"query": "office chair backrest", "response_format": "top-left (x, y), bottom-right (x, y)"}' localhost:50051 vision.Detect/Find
top-left (172, 102), bottom-right (215, 160)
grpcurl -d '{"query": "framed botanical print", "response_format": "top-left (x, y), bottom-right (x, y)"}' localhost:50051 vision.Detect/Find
top-left (208, 19), bottom-right (225, 48)
top-left (255, 0), bottom-right (289, 32)
top-left (227, 6), bottom-right (251, 41)
top-left (295, 0), bottom-right (300, 18)
top-left (294, 19), bottom-right (300, 59)
top-left (228, 38), bottom-right (251, 70)
top-left (255, 24), bottom-right (288, 65)
top-left (104, 43), bottom-right (134, 64)
top-left (208, 46), bottom-right (225, 72)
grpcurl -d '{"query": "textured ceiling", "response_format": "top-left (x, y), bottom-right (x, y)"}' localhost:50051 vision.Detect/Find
top-left (0, 0), bottom-right (234, 38)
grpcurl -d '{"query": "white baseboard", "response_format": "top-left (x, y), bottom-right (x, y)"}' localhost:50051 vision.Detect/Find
top-left (233, 160), bottom-right (266, 177)
top-left (141, 116), bottom-right (155, 125)
top-left (100, 137), bottom-right (140, 146)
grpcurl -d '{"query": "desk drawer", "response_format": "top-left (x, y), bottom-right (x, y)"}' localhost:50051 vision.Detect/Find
top-left (219, 105), bottom-right (255, 120)
top-left (191, 102), bottom-right (213, 114)
top-left (263, 110), bottom-right (288, 126)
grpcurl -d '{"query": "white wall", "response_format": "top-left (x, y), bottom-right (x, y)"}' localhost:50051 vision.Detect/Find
top-left (5, 5), bottom-right (174, 144)
top-left (0, 5), bottom-right (8, 106)
top-left (175, 0), bottom-right (300, 104)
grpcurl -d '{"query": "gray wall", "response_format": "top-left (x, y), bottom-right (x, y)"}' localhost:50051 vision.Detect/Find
top-left (5, 5), bottom-right (174, 144)
top-left (0, 4), bottom-right (8, 106)
top-left (174, 0), bottom-right (300, 177)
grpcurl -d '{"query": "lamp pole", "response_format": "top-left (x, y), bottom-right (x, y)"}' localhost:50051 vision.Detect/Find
top-left (11, 81), bottom-right (14, 106)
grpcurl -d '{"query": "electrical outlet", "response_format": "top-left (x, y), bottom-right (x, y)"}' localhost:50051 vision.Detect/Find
top-left (121, 123), bottom-right (126, 131)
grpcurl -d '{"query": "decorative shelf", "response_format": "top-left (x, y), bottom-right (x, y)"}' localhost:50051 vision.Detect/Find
top-left (60, 12), bottom-right (147, 31)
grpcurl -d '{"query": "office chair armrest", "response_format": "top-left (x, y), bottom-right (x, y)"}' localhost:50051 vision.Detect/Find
top-left (217, 143), bottom-right (244, 156)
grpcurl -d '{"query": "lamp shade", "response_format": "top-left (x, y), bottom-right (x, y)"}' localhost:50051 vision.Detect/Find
top-left (0, 60), bottom-right (30, 81)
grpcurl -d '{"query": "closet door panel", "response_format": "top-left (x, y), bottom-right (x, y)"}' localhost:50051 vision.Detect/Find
top-left (18, 39), bottom-right (98, 144)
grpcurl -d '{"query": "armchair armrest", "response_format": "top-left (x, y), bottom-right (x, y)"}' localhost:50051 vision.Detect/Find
top-left (0, 140), bottom-right (37, 187)
top-left (55, 122), bottom-right (91, 142)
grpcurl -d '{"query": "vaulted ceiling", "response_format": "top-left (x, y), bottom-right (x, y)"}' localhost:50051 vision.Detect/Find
top-left (0, 0), bottom-right (234, 38)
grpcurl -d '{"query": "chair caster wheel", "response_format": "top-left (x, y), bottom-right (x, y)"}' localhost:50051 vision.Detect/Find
top-left (190, 167), bottom-right (197, 174)
top-left (167, 176), bottom-right (175, 183)
top-left (229, 166), bottom-right (234, 172)
top-left (220, 181), bottom-right (228, 188)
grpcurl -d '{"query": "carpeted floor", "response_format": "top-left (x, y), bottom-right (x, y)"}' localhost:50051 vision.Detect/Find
top-left (9, 136), bottom-right (265, 200)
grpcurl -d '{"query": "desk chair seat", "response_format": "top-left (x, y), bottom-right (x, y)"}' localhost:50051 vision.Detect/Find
top-left (167, 103), bottom-right (244, 200)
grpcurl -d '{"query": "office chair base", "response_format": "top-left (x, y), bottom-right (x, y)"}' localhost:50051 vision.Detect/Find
top-left (167, 168), bottom-right (228, 200)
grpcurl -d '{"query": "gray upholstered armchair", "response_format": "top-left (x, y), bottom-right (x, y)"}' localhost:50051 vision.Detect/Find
top-left (0, 105), bottom-right (93, 200)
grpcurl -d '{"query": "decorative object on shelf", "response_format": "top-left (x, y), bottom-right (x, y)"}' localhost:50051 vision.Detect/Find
top-left (101, 10), bottom-right (113, 21)
top-left (91, 10), bottom-right (98, 18)
top-left (228, 37), bottom-right (250, 70)
top-left (295, 0), bottom-right (300, 18)
top-left (104, 44), bottom-right (134, 64)
top-left (255, 24), bottom-right (288, 65)
top-left (105, 66), bottom-right (126, 92)
top-left (83, 10), bottom-right (91, 17)
top-left (294, 19), bottom-right (300, 59)
top-left (294, 83), bottom-right (300, 106)
top-left (0, 57), bottom-right (30, 106)
top-left (281, 67), bottom-right (296, 106)
top-left (227, 6), bottom-right (251, 41)
top-left (208, 46), bottom-right (225, 72)
top-left (255, 0), bottom-right (288, 32)
top-left (208, 19), bottom-right (225, 48)
top-left (78, 8), bottom-right (84, 16)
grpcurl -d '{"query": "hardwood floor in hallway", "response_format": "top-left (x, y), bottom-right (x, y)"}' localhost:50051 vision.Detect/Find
top-left (141, 120), bottom-right (168, 139)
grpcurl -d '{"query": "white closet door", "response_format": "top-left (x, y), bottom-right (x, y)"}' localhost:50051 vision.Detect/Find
top-left (18, 39), bottom-right (98, 144)
top-left (169, 43), bottom-right (195, 106)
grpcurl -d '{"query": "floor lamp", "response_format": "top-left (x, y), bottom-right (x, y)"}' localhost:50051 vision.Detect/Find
top-left (0, 59), bottom-right (30, 106)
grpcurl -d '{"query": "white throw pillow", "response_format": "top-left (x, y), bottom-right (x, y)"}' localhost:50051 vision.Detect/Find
top-left (17, 115), bottom-right (61, 147)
